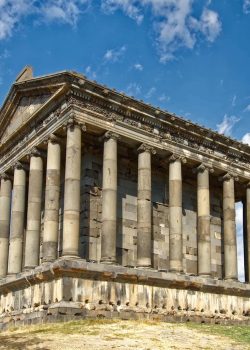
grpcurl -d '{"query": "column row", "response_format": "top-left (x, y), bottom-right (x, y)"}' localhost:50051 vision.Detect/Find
top-left (0, 126), bottom-right (249, 281)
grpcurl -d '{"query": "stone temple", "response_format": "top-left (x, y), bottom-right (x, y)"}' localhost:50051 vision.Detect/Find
top-left (0, 66), bottom-right (249, 328)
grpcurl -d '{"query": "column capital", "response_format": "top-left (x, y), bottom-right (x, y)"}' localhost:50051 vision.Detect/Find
top-left (12, 161), bottom-right (27, 171)
top-left (219, 172), bottom-right (239, 182)
top-left (246, 181), bottom-right (250, 189)
top-left (104, 131), bottom-right (120, 141)
top-left (64, 116), bottom-right (86, 131)
top-left (137, 143), bottom-right (156, 154)
top-left (168, 153), bottom-right (186, 164)
top-left (193, 163), bottom-right (214, 174)
top-left (44, 134), bottom-right (62, 145)
top-left (0, 173), bottom-right (11, 181)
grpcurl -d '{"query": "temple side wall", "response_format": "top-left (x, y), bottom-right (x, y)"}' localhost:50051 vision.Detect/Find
top-left (77, 150), bottom-right (223, 277)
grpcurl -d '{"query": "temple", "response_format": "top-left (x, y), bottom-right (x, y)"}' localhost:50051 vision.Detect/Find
top-left (0, 66), bottom-right (249, 328)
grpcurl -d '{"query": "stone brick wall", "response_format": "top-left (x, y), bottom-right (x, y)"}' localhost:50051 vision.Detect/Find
top-left (72, 148), bottom-right (224, 278)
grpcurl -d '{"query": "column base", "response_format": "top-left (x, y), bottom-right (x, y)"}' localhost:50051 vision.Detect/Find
top-left (100, 258), bottom-right (117, 265)
top-left (60, 255), bottom-right (81, 260)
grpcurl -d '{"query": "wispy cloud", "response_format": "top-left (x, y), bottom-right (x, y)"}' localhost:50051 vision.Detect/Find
top-left (101, 0), bottom-right (221, 62)
top-left (243, 0), bottom-right (250, 14)
top-left (145, 87), bottom-right (156, 99)
top-left (216, 114), bottom-right (240, 136)
top-left (0, 0), bottom-right (90, 40)
top-left (104, 45), bottom-right (126, 62)
top-left (133, 63), bottom-right (143, 71)
top-left (244, 104), bottom-right (250, 112)
top-left (126, 82), bottom-right (141, 96)
top-left (242, 133), bottom-right (250, 145)
top-left (85, 65), bottom-right (97, 79)
top-left (231, 94), bottom-right (236, 107)
top-left (158, 93), bottom-right (170, 102)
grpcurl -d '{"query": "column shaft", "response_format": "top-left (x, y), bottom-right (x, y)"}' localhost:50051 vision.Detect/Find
top-left (169, 157), bottom-right (183, 272)
top-left (43, 139), bottom-right (61, 262)
top-left (245, 185), bottom-right (250, 282)
top-left (101, 133), bottom-right (118, 263)
top-left (8, 165), bottom-right (26, 274)
top-left (197, 167), bottom-right (211, 275)
top-left (24, 153), bottom-right (43, 268)
top-left (223, 175), bottom-right (238, 280)
top-left (137, 145), bottom-right (152, 267)
top-left (0, 177), bottom-right (12, 277)
top-left (62, 123), bottom-right (81, 257)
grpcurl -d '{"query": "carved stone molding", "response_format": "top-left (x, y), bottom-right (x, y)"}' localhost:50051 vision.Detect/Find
top-left (137, 143), bottom-right (156, 154)
top-left (193, 163), bottom-right (214, 174)
top-left (219, 173), bottom-right (239, 182)
top-left (168, 153), bottom-right (187, 164)
top-left (103, 131), bottom-right (120, 141)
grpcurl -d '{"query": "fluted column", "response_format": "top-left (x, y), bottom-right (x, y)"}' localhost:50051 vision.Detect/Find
top-left (195, 164), bottom-right (213, 276)
top-left (222, 173), bottom-right (238, 280)
top-left (8, 163), bottom-right (26, 274)
top-left (245, 182), bottom-right (250, 282)
top-left (101, 132), bottom-right (119, 263)
top-left (0, 175), bottom-right (12, 278)
top-left (24, 149), bottom-right (43, 269)
top-left (137, 144), bottom-right (155, 267)
top-left (169, 154), bottom-right (185, 273)
top-left (62, 120), bottom-right (82, 257)
top-left (43, 136), bottom-right (61, 262)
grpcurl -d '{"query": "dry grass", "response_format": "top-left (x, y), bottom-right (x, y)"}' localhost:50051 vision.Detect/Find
top-left (0, 319), bottom-right (249, 350)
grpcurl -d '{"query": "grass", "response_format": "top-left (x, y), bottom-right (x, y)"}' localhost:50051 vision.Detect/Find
top-left (187, 322), bottom-right (250, 345)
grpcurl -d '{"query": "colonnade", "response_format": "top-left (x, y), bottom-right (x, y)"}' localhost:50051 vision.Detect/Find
top-left (0, 122), bottom-right (249, 282)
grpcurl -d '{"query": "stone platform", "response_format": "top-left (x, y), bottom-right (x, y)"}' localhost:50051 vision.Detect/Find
top-left (0, 259), bottom-right (249, 330)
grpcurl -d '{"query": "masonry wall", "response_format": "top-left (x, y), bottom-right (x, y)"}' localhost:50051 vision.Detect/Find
top-left (74, 147), bottom-right (224, 278)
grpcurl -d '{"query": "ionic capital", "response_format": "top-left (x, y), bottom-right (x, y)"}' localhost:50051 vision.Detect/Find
top-left (193, 163), bottom-right (214, 174)
top-left (13, 161), bottom-right (27, 171)
top-left (104, 131), bottom-right (120, 141)
top-left (219, 172), bottom-right (239, 182)
top-left (64, 116), bottom-right (86, 132)
top-left (168, 153), bottom-right (186, 164)
top-left (0, 173), bottom-right (11, 181)
top-left (44, 134), bottom-right (62, 145)
top-left (137, 143), bottom-right (156, 154)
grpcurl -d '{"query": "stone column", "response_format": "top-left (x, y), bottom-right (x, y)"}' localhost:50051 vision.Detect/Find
top-left (196, 164), bottom-right (212, 276)
top-left (0, 175), bottom-right (12, 278)
top-left (101, 132), bottom-right (119, 263)
top-left (245, 183), bottom-right (250, 282)
top-left (222, 173), bottom-right (238, 280)
top-left (137, 144), bottom-right (155, 268)
top-left (8, 163), bottom-right (26, 274)
top-left (43, 136), bottom-right (61, 262)
top-left (62, 120), bottom-right (82, 257)
top-left (24, 149), bottom-right (43, 269)
top-left (169, 154), bottom-right (185, 273)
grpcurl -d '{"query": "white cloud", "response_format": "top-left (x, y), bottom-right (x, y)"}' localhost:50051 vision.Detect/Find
top-left (104, 45), bottom-right (126, 62)
top-left (158, 93), bottom-right (170, 102)
top-left (243, 0), bottom-right (250, 14)
top-left (133, 63), bottom-right (143, 71)
top-left (84, 65), bottom-right (97, 79)
top-left (242, 133), bottom-right (250, 145)
top-left (126, 82), bottom-right (141, 96)
top-left (0, 0), bottom-right (90, 40)
top-left (236, 202), bottom-right (245, 282)
top-left (145, 86), bottom-right (156, 99)
top-left (216, 114), bottom-right (240, 136)
top-left (101, 0), bottom-right (144, 24)
top-left (244, 104), bottom-right (250, 112)
top-left (231, 94), bottom-right (236, 107)
top-left (101, 0), bottom-right (221, 62)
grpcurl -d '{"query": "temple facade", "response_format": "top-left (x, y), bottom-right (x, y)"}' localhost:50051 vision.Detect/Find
top-left (0, 66), bottom-right (249, 328)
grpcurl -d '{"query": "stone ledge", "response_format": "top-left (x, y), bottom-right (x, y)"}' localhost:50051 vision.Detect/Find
top-left (0, 258), bottom-right (249, 297)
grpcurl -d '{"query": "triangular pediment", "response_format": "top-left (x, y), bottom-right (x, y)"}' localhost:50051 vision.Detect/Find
top-left (0, 93), bottom-right (52, 144)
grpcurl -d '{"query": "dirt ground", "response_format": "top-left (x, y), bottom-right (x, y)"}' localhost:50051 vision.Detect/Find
top-left (0, 320), bottom-right (249, 350)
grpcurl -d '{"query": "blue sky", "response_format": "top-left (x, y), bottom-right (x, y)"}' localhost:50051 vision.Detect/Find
top-left (0, 0), bottom-right (249, 279)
